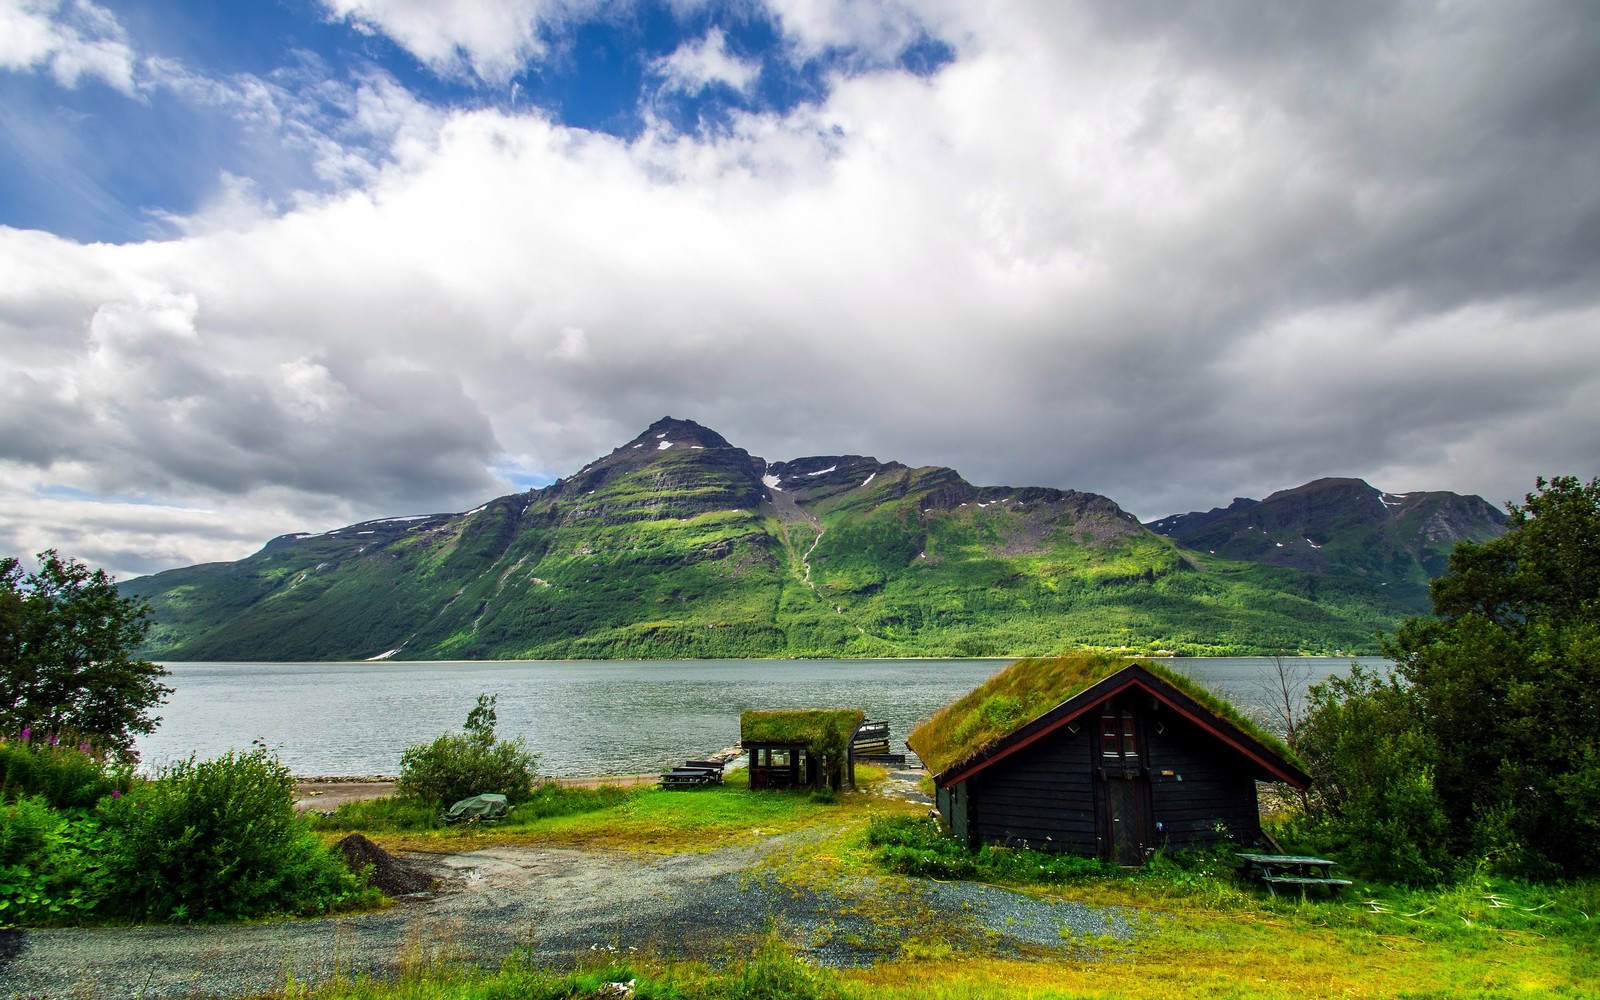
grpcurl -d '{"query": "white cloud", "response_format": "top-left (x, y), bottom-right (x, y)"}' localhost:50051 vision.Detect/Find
top-left (319, 0), bottom-right (588, 83)
top-left (547, 327), bottom-right (592, 363)
top-left (3, 0), bottom-right (1598, 576)
top-left (652, 27), bottom-right (759, 97)
top-left (0, 0), bottom-right (137, 93)
top-left (765, 0), bottom-right (951, 65)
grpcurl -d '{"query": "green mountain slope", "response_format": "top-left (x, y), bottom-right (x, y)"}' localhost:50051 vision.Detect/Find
top-left (123, 419), bottom-right (1432, 660)
top-left (1145, 477), bottom-right (1508, 610)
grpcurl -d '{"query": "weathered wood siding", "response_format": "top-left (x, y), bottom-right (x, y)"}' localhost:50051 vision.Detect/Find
top-left (966, 727), bottom-right (1097, 853)
top-left (1145, 712), bottom-right (1262, 847)
top-left (938, 782), bottom-right (971, 846)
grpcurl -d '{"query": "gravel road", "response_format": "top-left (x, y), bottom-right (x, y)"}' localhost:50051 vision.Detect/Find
top-left (4, 777), bottom-right (1139, 998)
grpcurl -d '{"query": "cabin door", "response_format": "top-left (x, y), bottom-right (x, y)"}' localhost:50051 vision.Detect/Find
top-left (1106, 775), bottom-right (1146, 866)
top-left (1098, 703), bottom-right (1151, 866)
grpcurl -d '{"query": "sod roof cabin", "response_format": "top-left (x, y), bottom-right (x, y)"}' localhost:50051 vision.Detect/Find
top-left (740, 709), bottom-right (866, 791)
top-left (908, 653), bottom-right (1308, 865)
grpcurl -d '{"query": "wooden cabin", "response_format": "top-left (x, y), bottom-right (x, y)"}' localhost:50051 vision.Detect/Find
top-left (740, 709), bottom-right (865, 791)
top-left (908, 654), bottom-right (1309, 865)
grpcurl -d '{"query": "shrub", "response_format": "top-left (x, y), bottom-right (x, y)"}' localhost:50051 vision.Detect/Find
top-left (313, 783), bottom-right (636, 835)
top-left (397, 694), bottom-right (540, 807)
top-left (99, 745), bottom-right (372, 922)
top-left (1293, 665), bottom-right (1452, 885)
top-left (0, 796), bottom-right (109, 924)
top-left (1, 732), bottom-right (131, 809)
top-left (866, 814), bottom-right (1108, 884)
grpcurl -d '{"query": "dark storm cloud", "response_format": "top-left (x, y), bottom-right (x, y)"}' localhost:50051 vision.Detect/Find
top-left (2, 0), bottom-right (1597, 574)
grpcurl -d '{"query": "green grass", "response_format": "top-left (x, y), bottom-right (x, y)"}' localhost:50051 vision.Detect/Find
top-left (905, 652), bottom-right (1299, 776)
top-left (257, 767), bottom-right (1600, 999)
top-left (740, 709), bottom-right (866, 746)
top-left (316, 769), bottom-right (894, 854)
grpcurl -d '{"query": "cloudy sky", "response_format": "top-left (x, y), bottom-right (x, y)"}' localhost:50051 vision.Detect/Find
top-left (3, 0), bottom-right (1598, 579)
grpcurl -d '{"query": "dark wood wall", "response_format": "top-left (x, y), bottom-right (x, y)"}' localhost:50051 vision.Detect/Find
top-left (1144, 712), bottom-right (1263, 847)
top-left (937, 696), bottom-right (1265, 857)
top-left (959, 725), bottom-right (1099, 854)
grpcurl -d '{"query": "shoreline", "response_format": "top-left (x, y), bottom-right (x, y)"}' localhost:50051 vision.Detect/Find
top-left (292, 772), bottom-right (664, 811)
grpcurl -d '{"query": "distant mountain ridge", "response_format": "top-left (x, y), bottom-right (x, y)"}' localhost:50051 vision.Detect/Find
top-left (121, 419), bottom-right (1500, 661)
top-left (1145, 477), bottom-right (1507, 608)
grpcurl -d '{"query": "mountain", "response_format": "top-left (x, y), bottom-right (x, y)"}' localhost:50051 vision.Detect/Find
top-left (1145, 477), bottom-right (1508, 608)
top-left (122, 419), bottom-right (1449, 661)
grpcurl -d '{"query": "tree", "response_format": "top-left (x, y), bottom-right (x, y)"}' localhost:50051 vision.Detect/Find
top-left (0, 551), bottom-right (170, 757)
top-left (397, 693), bottom-right (540, 806)
top-left (1295, 665), bottom-right (1450, 884)
top-left (1383, 476), bottom-right (1600, 878)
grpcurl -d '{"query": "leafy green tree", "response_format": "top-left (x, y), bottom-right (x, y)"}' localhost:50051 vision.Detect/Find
top-left (1298, 477), bottom-right (1600, 881)
top-left (0, 552), bottom-right (170, 757)
top-left (1383, 475), bottom-right (1600, 877)
top-left (1294, 665), bottom-right (1451, 884)
top-left (398, 693), bottom-right (540, 806)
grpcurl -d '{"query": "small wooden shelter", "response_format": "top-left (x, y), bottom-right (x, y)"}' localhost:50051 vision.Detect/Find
top-left (740, 709), bottom-right (865, 791)
top-left (908, 654), bottom-right (1308, 865)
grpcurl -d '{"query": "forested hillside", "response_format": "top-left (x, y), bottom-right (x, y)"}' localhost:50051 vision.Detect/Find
top-left (122, 418), bottom-right (1475, 660)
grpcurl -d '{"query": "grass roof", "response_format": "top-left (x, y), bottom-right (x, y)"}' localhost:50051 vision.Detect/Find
top-left (907, 651), bottom-right (1300, 776)
top-left (740, 709), bottom-right (865, 748)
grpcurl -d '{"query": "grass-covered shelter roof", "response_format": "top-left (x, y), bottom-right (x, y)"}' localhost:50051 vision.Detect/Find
top-left (740, 709), bottom-right (865, 748)
top-left (908, 652), bottom-right (1307, 787)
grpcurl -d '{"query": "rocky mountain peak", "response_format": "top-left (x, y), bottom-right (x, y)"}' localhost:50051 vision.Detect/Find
top-left (621, 416), bottom-right (736, 452)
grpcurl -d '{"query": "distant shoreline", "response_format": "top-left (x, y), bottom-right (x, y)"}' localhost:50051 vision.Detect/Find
top-left (291, 773), bottom-right (663, 811)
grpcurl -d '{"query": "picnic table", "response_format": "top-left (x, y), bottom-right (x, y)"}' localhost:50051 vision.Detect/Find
top-left (1236, 853), bottom-right (1353, 896)
top-left (658, 760), bottom-right (725, 789)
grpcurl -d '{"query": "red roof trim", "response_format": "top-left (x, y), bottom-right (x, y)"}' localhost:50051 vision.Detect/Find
top-left (935, 668), bottom-right (1308, 789)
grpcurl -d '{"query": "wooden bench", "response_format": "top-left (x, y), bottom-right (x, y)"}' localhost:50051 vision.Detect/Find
top-left (1236, 853), bottom-right (1352, 896)
top-left (658, 763), bottom-right (724, 789)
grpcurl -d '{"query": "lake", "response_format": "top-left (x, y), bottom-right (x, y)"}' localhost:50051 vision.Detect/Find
top-left (133, 657), bottom-right (1383, 777)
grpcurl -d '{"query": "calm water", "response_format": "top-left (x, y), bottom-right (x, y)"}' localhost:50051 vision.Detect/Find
top-left (134, 657), bottom-right (1383, 777)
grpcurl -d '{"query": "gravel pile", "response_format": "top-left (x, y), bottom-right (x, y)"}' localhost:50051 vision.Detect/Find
top-left (334, 833), bottom-right (435, 896)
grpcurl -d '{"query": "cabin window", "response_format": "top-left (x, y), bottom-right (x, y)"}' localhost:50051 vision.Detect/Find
top-left (770, 749), bottom-right (792, 767)
top-left (1101, 708), bottom-right (1137, 759)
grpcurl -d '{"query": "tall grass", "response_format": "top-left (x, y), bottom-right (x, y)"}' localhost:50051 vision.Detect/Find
top-left (313, 782), bottom-right (638, 834)
top-left (0, 733), bottom-right (132, 809)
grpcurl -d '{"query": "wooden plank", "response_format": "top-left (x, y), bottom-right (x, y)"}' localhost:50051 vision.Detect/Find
top-left (1260, 876), bottom-right (1351, 886)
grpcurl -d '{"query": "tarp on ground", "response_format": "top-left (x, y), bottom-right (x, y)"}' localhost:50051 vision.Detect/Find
top-left (443, 793), bottom-right (509, 824)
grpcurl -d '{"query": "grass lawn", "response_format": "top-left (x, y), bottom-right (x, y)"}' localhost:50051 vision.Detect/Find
top-left (303, 771), bottom-right (1600, 1000)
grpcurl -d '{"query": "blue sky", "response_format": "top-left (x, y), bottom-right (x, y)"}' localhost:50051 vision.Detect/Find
top-left (1, 0), bottom-right (948, 241)
top-left (2, 1), bottom-right (1598, 578)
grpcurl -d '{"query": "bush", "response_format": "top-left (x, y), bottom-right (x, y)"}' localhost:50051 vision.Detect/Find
top-left (313, 783), bottom-right (637, 835)
top-left (1, 732), bottom-right (131, 810)
top-left (98, 745), bottom-right (373, 922)
top-left (0, 795), bottom-right (108, 924)
top-left (1292, 665), bottom-right (1452, 885)
top-left (867, 814), bottom-right (1109, 884)
top-left (397, 694), bottom-right (540, 807)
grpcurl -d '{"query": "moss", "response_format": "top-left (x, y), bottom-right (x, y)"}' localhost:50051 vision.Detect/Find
top-left (740, 709), bottom-right (865, 747)
top-left (908, 651), bottom-right (1300, 775)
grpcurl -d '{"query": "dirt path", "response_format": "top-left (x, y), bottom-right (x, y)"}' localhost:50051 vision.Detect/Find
top-left (5, 774), bottom-right (1138, 998)
top-left (3, 837), bottom-right (1136, 999)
